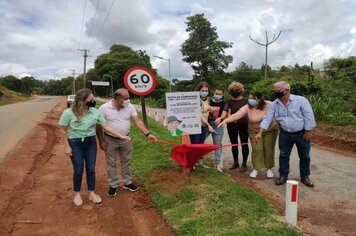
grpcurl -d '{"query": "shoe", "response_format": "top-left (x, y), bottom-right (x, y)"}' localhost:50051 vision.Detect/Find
top-left (107, 187), bottom-right (118, 197)
top-left (216, 165), bottom-right (223, 172)
top-left (73, 193), bottom-right (83, 206)
top-left (266, 169), bottom-right (274, 178)
top-left (239, 162), bottom-right (247, 172)
top-left (249, 169), bottom-right (258, 178)
top-left (301, 177), bottom-right (314, 188)
top-left (123, 183), bottom-right (138, 192)
top-left (89, 192), bottom-right (102, 203)
top-left (275, 176), bottom-right (287, 185)
top-left (196, 159), bottom-right (203, 166)
top-left (229, 161), bottom-right (239, 170)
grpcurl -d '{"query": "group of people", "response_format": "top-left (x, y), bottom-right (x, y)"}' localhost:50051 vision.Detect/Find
top-left (59, 88), bottom-right (156, 206)
top-left (60, 80), bottom-right (316, 206)
top-left (191, 80), bottom-right (316, 188)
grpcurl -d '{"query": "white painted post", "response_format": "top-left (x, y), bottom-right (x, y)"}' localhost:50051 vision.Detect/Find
top-left (285, 180), bottom-right (299, 226)
top-left (163, 114), bottom-right (166, 126)
top-left (155, 111), bottom-right (159, 121)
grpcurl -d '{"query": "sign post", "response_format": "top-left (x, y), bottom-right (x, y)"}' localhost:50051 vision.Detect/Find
top-left (124, 66), bottom-right (156, 128)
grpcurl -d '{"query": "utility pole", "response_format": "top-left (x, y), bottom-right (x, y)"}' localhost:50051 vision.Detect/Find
top-left (69, 69), bottom-right (76, 94)
top-left (249, 31), bottom-right (281, 80)
top-left (78, 49), bottom-right (89, 88)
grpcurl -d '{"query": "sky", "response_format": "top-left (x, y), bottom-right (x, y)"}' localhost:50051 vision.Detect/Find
top-left (0, 0), bottom-right (355, 81)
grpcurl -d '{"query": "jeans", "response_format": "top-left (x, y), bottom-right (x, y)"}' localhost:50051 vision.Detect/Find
top-left (278, 129), bottom-right (311, 179)
top-left (189, 125), bottom-right (209, 144)
top-left (68, 136), bottom-right (97, 192)
top-left (207, 121), bottom-right (224, 165)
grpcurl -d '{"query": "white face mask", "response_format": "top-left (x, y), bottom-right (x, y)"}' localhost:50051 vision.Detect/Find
top-left (123, 99), bottom-right (131, 106)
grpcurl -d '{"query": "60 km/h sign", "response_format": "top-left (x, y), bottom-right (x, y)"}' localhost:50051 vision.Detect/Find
top-left (124, 66), bottom-right (156, 96)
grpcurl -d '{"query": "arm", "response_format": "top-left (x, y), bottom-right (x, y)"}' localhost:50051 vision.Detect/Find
top-left (201, 115), bottom-right (215, 133)
top-left (131, 116), bottom-right (158, 141)
top-left (215, 110), bottom-right (228, 125)
top-left (255, 103), bottom-right (276, 143)
top-left (96, 124), bottom-right (106, 150)
top-left (101, 123), bottom-right (131, 141)
top-left (60, 126), bottom-right (72, 157)
top-left (301, 97), bottom-right (316, 141)
top-left (217, 105), bottom-right (248, 128)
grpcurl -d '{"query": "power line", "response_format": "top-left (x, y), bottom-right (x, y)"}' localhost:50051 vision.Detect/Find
top-left (84, 0), bottom-right (101, 49)
top-left (89, 0), bottom-right (116, 51)
top-left (77, 0), bottom-right (87, 50)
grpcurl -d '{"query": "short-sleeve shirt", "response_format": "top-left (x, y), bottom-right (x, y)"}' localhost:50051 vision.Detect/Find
top-left (98, 100), bottom-right (138, 135)
top-left (209, 100), bottom-right (225, 121)
top-left (59, 107), bottom-right (106, 139)
top-left (224, 98), bottom-right (248, 126)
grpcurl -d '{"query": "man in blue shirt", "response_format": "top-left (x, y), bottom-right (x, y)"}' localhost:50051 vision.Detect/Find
top-left (256, 81), bottom-right (316, 187)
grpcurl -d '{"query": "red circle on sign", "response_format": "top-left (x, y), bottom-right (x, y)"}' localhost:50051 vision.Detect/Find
top-left (123, 66), bottom-right (156, 96)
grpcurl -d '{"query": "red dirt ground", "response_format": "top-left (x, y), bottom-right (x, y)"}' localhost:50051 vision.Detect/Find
top-left (0, 101), bottom-right (175, 236)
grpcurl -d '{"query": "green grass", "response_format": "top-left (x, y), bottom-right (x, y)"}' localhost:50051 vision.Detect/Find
top-left (130, 114), bottom-right (303, 236)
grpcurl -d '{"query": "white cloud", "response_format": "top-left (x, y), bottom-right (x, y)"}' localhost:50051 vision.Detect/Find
top-left (0, 0), bottom-right (356, 81)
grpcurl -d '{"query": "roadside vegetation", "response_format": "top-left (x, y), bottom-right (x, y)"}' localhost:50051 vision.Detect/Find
top-left (131, 115), bottom-right (303, 235)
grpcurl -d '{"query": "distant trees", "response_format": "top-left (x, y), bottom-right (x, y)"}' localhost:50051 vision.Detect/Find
top-left (180, 13), bottom-right (233, 84)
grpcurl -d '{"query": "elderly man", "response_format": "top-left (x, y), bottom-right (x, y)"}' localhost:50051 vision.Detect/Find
top-left (96, 88), bottom-right (157, 197)
top-left (256, 81), bottom-right (316, 187)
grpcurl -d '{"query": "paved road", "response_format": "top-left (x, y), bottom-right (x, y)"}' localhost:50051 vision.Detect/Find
top-left (137, 104), bottom-right (356, 235)
top-left (0, 96), bottom-right (63, 160)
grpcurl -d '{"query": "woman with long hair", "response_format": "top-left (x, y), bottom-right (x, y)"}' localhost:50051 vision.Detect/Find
top-left (59, 88), bottom-right (130, 206)
top-left (218, 91), bottom-right (278, 178)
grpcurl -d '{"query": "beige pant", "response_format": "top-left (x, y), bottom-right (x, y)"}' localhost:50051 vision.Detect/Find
top-left (104, 135), bottom-right (133, 187)
top-left (248, 126), bottom-right (279, 170)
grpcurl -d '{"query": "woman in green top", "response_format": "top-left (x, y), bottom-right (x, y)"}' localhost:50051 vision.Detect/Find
top-left (59, 88), bottom-right (130, 206)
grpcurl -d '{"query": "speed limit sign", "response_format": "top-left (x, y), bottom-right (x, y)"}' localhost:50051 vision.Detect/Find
top-left (124, 66), bottom-right (156, 96)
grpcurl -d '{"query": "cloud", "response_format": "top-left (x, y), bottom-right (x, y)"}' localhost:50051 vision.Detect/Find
top-left (0, 0), bottom-right (355, 81)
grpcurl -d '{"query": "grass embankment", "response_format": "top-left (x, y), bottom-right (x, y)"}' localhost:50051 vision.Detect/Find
top-left (0, 86), bottom-right (30, 106)
top-left (130, 115), bottom-right (302, 235)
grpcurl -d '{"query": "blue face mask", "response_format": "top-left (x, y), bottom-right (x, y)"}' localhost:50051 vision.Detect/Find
top-left (248, 98), bottom-right (258, 106)
top-left (200, 91), bottom-right (209, 97)
top-left (214, 95), bottom-right (223, 101)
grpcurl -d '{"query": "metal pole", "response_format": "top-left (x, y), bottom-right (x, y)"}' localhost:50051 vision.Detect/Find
top-left (111, 76), bottom-right (113, 96)
top-left (78, 49), bottom-right (89, 88)
top-left (168, 58), bottom-right (171, 92)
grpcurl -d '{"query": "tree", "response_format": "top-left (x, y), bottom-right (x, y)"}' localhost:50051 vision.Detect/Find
top-left (180, 13), bottom-right (233, 83)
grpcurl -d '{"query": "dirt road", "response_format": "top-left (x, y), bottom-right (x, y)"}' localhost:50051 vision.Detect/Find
top-left (0, 99), bottom-right (174, 236)
top-left (142, 105), bottom-right (356, 236)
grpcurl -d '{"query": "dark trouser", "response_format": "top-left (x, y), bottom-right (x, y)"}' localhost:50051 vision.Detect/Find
top-left (227, 123), bottom-right (249, 163)
top-left (278, 129), bottom-right (311, 179)
top-left (68, 136), bottom-right (97, 192)
top-left (189, 125), bottom-right (209, 144)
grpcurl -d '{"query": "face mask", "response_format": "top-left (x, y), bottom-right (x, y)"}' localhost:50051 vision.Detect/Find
top-left (230, 91), bottom-right (241, 97)
top-left (87, 100), bottom-right (96, 107)
top-left (123, 99), bottom-right (131, 106)
top-left (200, 91), bottom-right (209, 98)
top-left (248, 98), bottom-right (258, 106)
top-left (274, 91), bottom-right (285, 99)
top-left (214, 95), bottom-right (223, 101)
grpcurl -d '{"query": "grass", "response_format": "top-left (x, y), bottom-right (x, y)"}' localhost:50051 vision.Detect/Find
top-left (130, 114), bottom-right (303, 236)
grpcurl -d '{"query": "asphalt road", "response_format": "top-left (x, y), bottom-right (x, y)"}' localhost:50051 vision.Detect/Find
top-left (0, 96), bottom-right (62, 160)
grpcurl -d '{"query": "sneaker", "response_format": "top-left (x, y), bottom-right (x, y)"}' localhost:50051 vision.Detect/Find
top-left (239, 162), bottom-right (247, 172)
top-left (89, 192), bottom-right (102, 203)
top-left (249, 169), bottom-right (258, 178)
top-left (73, 193), bottom-right (83, 206)
top-left (107, 187), bottom-right (118, 197)
top-left (216, 165), bottom-right (223, 172)
top-left (123, 183), bottom-right (138, 192)
top-left (266, 169), bottom-right (274, 178)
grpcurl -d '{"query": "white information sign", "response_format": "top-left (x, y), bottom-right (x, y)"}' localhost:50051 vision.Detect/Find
top-left (166, 92), bottom-right (201, 136)
top-left (92, 81), bottom-right (110, 86)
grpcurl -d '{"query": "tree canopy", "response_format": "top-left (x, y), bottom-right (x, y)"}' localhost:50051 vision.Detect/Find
top-left (180, 13), bottom-right (233, 84)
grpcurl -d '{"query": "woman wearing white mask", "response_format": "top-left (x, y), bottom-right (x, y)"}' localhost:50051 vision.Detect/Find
top-left (218, 91), bottom-right (279, 179)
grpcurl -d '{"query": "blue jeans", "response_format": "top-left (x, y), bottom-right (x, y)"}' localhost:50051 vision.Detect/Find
top-left (68, 136), bottom-right (97, 192)
top-left (278, 130), bottom-right (311, 179)
top-left (208, 121), bottom-right (224, 165)
top-left (189, 125), bottom-right (209, 144)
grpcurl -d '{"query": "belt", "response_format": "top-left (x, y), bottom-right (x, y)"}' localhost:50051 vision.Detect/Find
top-left (281, 129), bottom-right (304, 134)
top-left (69, 135), bottom-right (95, 142)
top-left (104, 132), bottom-right (121, 139)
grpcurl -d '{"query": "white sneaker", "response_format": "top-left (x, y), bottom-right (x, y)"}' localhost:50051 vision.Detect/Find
top-left (89, 192), bottom-right (102, 203)
top-left (267, 169), bottom-right (274, 178)
top-left (249, 169), bottom-right (258, 178)
top-left (73, 193), bottom-right (83, 206)
top-left (216, 165), bottom-right (223, 172)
